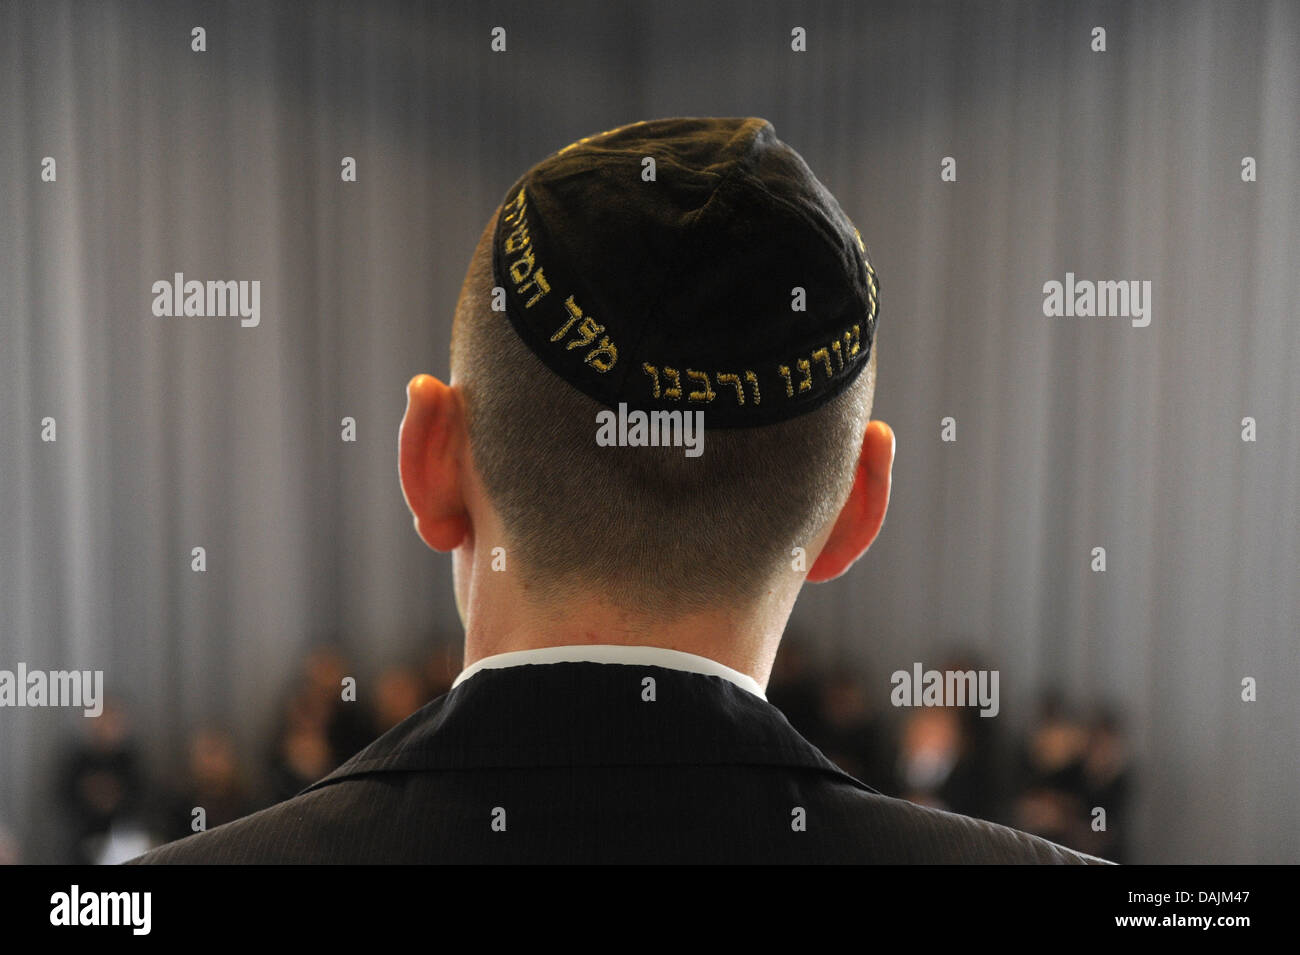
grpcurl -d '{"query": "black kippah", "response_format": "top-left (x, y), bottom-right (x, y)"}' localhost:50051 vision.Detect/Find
top-left (490, 117), bottom-right (878, 428)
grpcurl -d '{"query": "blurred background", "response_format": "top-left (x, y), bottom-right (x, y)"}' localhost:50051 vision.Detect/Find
top-left (1, 0), bottom-right (1296, 864)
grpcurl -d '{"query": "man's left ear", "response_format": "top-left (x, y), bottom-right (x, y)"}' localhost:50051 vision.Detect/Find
top-left (398, 373), bottom-right (471, 552)
top-left (806, 420), bottom-right (895, 582)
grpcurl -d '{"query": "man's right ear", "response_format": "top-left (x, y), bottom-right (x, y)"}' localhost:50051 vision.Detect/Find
top-left (398, 374), bottom-right (471, 552)
top-left (805, 420), bottom-right (895, 582)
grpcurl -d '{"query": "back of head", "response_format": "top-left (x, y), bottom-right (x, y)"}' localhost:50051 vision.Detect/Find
top-left (451, 117), bottom-right (880, 618)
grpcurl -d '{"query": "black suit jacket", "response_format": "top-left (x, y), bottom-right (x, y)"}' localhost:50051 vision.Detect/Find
top-left (130, 662), bottom-right (1108, 864)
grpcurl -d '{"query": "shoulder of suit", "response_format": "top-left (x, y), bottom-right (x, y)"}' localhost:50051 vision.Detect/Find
top-left (127, 788), bottom-right (338, 864)
top-left (833, 786), bottom-right (1111, 864)
top-left (129, 771), bottom-right (1111, 865)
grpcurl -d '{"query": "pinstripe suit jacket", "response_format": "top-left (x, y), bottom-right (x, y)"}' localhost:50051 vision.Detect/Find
top-left (129, 662), bottom-right (1108, 864)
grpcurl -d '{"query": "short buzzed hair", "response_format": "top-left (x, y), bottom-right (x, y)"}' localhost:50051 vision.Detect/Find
top-left (451, 209), bottom-right (876, 617)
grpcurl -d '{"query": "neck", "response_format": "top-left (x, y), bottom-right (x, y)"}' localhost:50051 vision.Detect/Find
top-left (459, 576), bottom-right (797, 691)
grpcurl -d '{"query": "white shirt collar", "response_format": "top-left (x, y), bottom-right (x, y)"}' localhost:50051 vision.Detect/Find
top-left (452, 644), bottom-right (767, 701)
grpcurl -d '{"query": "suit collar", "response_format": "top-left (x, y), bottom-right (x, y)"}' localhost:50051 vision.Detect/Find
top-left (307, 661), bottom-right (874, 794)
top-left (452, 644), bottom-right (767, 700)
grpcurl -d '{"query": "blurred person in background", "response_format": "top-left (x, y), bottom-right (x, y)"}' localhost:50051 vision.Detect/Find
top-left (1081, 708), bottom-right (1131, 863)
top-left (811, 669), bottom-right (895, 793)
top-left (265, 687), bottom-right (337, 805)
top-left (301, 646), bottom-right (374, 765)
top-left (58, 697), bottom-right (150, 863)
top-left (894, 655), bottom-right (1001, 822)
top-left (154, 728), bottom-right (255, 845)
top-left (898, 707), bottom-right (965, 809)
top-left (765, 636), bottom-right (827, 744)
top-left (1012, 690), bottom-right (1093, 851)
top-left (371, 665), bottom-right (426, 735)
